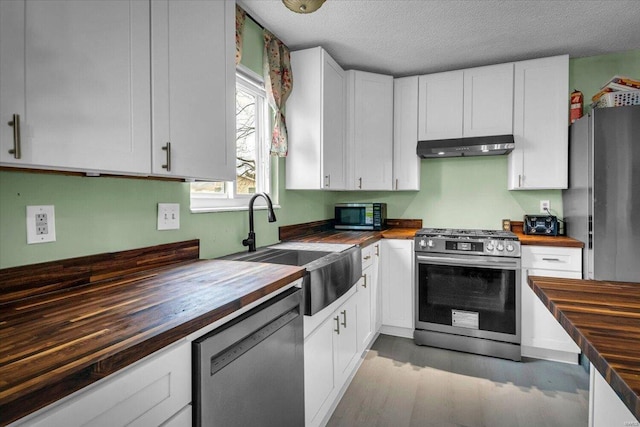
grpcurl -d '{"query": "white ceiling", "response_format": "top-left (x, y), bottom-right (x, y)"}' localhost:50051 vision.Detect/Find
top-left (239, 0), bottom-right (640, 77)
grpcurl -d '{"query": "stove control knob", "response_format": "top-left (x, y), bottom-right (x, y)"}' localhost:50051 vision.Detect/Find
top-left (419, 239), bottom-right (427, 248)
top-left (486, 242), bottom-right (495, 251)
top-left (427, 239), bottom-right (435, 248)
top-left (506, 243), bottom-right (515, 252)
top-left (497, 243), bottom-right (505, 251)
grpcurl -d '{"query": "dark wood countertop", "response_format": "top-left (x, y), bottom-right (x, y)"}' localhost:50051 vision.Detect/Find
top-left (528, 276), bottom-right (640, 421)
top-left (0, 251), bottom-right (304, 425)
top-left (514, 231), bottom-right (584, 248)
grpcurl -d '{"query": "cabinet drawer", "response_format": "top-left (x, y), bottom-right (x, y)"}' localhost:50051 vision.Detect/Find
top-left (361, 244), bottom-right (375, 269)
top-left (14, 341), bottom-right (191, 427)
top-left (522, 246), bottom-right (581, 272)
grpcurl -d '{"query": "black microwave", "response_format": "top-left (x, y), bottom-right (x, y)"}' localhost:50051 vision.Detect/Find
top-left (335, 203), bottom-right (387, 230)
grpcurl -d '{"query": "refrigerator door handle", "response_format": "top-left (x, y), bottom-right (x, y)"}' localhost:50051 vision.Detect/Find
top-left (588, 215), bottom-right (593, 249)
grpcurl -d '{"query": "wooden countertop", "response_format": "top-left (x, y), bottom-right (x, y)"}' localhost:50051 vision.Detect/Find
top-left (514, 231), bottom-right (584, 248)
top-left (528, 276), bottom-right (640, 421)
top-left (0, 254), bottom-right (304, 425)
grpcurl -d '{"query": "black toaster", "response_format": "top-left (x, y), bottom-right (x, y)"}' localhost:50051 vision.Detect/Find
top-left (523, 215), bottom-right (559, 236)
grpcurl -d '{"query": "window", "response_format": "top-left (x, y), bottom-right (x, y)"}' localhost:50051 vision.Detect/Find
top-left (191, 66), bottom-right (272, 211)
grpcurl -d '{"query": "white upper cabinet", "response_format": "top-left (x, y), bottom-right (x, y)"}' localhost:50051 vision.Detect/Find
top-left (508, 55), bottom-right (569, 189)
top-left (0, 0), bottom-right (151, 174)
top-left (418, 63), bottom-right (514, 141)
top-left (346, 70), bottom-right (394, 190)
top-left (463, 63), bottom-right (514, 137)
top-left (151, 0), bottom-right (235, 181)
top-left (393, 77), bottom-right (421, 191)
top-left (287, 47), bottom-right (346, 190)
top-left (418, 71), bottom-right (463, 140)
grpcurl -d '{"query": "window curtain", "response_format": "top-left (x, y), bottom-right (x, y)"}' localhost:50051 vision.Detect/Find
top-left (263, 30), bottom-right (293, 157)
top-left (235, 5), bottom-right (246, 65)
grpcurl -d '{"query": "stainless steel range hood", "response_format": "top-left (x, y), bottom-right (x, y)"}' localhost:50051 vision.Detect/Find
top-left (417, 134), bottom-right (515, 158)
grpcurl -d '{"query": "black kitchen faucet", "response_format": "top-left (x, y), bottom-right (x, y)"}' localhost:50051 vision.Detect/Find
top-left (242, 193), bottom-right (277, 252)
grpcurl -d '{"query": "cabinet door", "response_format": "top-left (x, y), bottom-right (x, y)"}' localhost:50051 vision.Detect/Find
top-left (393, 77), bottom-right (421, 191)
top-left (522, 268), bottom-right (581, 356)
top-left (151, 0), bottom-right (234, 181)
top-left (335, 294), bottom-right (359, 383)
top-left (304, 316), bottom-right (336, 426)
top-left (286, 47), bottom-right (346, 190)
top-left (380, 239), bottom-right (414, 329)
top-left (418, 71), bottom-right (463, 140)
top-left (321, 53), bottom-right (347, 190)
top-left (589, 365), bottom-right (637, 427)
top-left (463, 63), bottom-right (514, 137)
top-left (348, 71), bottom-right (393, 190)
top-left (0, 0), bottom-right (150, 174)
top-left (509, 55), bottom-right (569, 189)
top-left (356, 265), bottom-right (374, 353)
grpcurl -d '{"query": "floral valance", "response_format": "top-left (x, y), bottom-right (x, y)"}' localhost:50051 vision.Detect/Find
top-left (263, 30), bottom-right (293, 157)
top-left (235, 5), bottom-right (247, 65)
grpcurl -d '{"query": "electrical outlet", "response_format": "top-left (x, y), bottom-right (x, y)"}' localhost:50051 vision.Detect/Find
top-left (27, 205), bottom-right (56, 244)
top-left (157, 203), bottom-right (180, 230)
top-left (540, 200), bottom-right (550, 214)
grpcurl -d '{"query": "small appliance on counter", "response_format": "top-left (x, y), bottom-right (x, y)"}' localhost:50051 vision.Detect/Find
top-left (523, 215), bottom-right (559, 236)
top-left (334, 203), bottom-right (387, 230)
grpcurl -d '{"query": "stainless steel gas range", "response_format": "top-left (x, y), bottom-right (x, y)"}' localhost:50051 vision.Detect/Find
top-left (413, 228), bottom-right (522, 361)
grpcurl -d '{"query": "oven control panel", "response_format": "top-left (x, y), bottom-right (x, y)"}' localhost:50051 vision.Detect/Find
top-left (415, 237), bottom-right (520, 257)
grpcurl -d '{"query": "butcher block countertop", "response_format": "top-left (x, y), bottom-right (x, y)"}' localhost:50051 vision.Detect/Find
top-left (278, 218), bottom-right (421, 246)
top-left (0, 240), bottom-right (304, 425)
top-left (528, 276), bottom-right (640, 420)
top-left (515, 232), bottom-right (584, 248)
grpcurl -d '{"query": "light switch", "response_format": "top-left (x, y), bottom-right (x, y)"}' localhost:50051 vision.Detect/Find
top-left (157, 203), bottom-right (180, 230)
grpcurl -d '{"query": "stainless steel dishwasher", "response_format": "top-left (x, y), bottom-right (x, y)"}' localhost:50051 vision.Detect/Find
top-left (193, 286), bottom-right (304, 427)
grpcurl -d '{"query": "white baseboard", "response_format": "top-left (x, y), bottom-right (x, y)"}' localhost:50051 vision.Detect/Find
top-left (379, 325), bottom-right (414, 339)
top-left (521, 345), bottom-right (579, 364)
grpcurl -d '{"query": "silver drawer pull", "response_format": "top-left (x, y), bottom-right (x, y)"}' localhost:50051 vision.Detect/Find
top-left (363, 255), bottom-right (371, 260)
top-left (334, 316), bottom-right (340, 334)
top-left (340, 310), bottom-right (347, 328)
top-left (162, 142), bottom-right (171, 171)
top-left (542, 257), bottom-right (561, 261)
top-left (361, 274), bottom-right (367, 288)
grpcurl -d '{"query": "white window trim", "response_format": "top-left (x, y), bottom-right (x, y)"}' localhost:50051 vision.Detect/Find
top-left (190, 65), bottom-right (277, 213)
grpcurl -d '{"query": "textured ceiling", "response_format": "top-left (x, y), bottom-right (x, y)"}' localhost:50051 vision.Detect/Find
top-left (239, 0), bottom-right (640, 77)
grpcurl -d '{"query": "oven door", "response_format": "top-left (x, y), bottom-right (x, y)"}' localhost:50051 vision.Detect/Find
top-left (415, 253), bottom-right (521, 344)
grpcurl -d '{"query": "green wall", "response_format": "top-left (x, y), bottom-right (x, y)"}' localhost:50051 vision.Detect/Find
top-left (1, 42), bottom-right (638, 268)
top-left (569, 49), bottom-right (640, 115)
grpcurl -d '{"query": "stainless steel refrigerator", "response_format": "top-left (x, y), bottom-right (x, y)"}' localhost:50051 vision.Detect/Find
top-left (563, 104), bottom-right (640, 281)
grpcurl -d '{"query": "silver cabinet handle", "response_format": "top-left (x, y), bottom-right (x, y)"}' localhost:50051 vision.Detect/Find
top-left (324, 174), bottom-right (330, 187)
top-left (361, 274), bottom-right (367, 288)
top-left (518, 174), bottom-right (522, 187)
top-left (162, 142), bottom-right (171, 171)
top-left (340, 310), bottom-right (347, 328)
top-left (363, 255), bottom-right (371, 260)
top-left (395, 178), bottom-right (398, 190)
top-left (358, 177), bottom-right (362, 189)
top-left (375, 244), bottom-right (379, 256)
top-left (334, 315), bottom-right (340, 334)
top-left (8, 114), bottom-right (21, 159)
top-left (542, 257), bottom-right (561, 262)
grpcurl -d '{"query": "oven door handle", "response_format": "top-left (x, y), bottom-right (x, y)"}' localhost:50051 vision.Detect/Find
top-left (416, 255), bottom-right (520, 269)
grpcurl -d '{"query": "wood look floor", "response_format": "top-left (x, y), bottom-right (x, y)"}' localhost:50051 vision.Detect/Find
top-left (328, 335), bottom-right (589, 427)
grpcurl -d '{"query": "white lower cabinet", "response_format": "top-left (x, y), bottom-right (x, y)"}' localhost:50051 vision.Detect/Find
top-left (356, 244), bottom-right (380, 353)
top-left (521, 246), bottom-right (582, 363)
top-left (589, 365), bottom-right (637, 427)
top-left (380, 239), bottom-right (414, 337)
top-left (304, 288), bottom-right (360, 427)
top-left (11, 341), bottom-right (191, 427)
